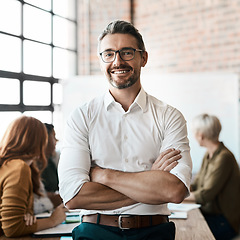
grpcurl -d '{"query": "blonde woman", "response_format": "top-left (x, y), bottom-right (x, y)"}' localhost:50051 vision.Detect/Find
top-left (0, 116), bottom-right (66, 237)
top-left (186, 113), bottom-right (240, 240)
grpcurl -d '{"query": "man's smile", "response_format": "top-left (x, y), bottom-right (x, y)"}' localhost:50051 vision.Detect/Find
top-left (111, 70), bottom-right (130, 74)
top-left (110, 65), bottom-right (132, 76)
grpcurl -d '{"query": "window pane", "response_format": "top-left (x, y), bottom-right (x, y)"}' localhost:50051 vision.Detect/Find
top-left (0, 78), bottom-right (20, 104)
top-left (24, 111), bottom-right (52, 123)
top-left (23, 80), bottom-right (51, 105)
top-left (53, 48), bottom-right (76, 78)
top-left (23, 4), bottom-right (51, 43)
top-left (23, 40), bottom-right (51, 76)
top-left (0, 112), bottom-right (22, 141)
top-left (53, 107), bottom-right (63, 146)
top-left (24, 0), bottom-right (51, 11)
top-left (53, 0), bottom-right (76, 20)
top-left (0, 34), bottom-right (21, 72)
top-left (0, 0), bottom-right (21, 35)
top-left (53, 83), bottom-right (63, 104)
top-left (53, 16), bottom-right (76, 50)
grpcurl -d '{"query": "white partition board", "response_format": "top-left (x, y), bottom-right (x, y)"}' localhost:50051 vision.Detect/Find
top-left (62, 73), bottom-right (239, 174)
top-left (61, 75), bottom-right (107, 124)
top-left (141, 73), bottom-right (239, 173)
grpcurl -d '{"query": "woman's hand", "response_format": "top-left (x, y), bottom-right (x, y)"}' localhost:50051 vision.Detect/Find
top-left (47, 192), bottom-right (63, 208)
top-left (49, 203), bottom-right (67, 227)
top-left (151, 148), bottom-right (182, 172)
top-left (35, 204), bottom-right (68, 232)
top-left (24, 213), bottom-right (36, 226)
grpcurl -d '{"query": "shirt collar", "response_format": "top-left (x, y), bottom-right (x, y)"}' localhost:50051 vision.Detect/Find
top-left (104, 88), bottom-right (147, 112)
top-left (211, 142), bottom-right (224, 159)
top-left (206, 142), bottom-right (224, 160)
top-left (133, 88), bottom-right (147, 112)
top-left (104, 91), bottom-right (115, 111)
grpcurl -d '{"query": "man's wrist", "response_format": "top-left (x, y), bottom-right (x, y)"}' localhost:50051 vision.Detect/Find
top-left (99, 168), bottom-right (118, 187)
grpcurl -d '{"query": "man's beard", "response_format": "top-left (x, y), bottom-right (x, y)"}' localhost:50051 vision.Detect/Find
top-left (109, 74), bottom-right (138, 89)
top-left (107, 65), bottom-right (139, 89)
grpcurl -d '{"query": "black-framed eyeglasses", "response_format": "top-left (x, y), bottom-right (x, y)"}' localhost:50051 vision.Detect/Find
top-left (99, 47), bottom-right (143, 63)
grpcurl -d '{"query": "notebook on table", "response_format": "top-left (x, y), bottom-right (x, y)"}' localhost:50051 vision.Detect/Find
top-left (32, 211), bottom-right (81, 237)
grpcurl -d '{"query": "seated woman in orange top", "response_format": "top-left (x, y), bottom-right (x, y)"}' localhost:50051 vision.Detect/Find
top-left (0, 116), bottom-right (66, 237)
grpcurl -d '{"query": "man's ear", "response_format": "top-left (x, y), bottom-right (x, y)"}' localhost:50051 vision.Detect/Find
top-left (141, 51), bottom-right (148, 67)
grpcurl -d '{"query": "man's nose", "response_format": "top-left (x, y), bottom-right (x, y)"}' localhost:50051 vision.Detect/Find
top-left (113, 51), bottom-right (124, 64)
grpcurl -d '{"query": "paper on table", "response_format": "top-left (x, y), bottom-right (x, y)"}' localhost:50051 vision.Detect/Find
top-left (32, 221), bottom-right (80, 237)
top-left (33, 211), bottom-right (81, 237)
top-left (36, 209), bottom-right (81, 218)
top-left (167, 203), bottom-right (201, 219)
top-left (36, 210), bottom-right (81, 224)
top-left (168, 203), bottom-right (201, 212)
top-left (169, 211), bottom-right (187, 219)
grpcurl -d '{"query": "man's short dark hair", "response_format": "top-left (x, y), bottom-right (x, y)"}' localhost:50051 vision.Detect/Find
top-left (98, 20), bottom-right (146, 51)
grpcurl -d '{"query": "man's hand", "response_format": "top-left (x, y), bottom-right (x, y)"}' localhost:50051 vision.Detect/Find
top-left (151, 148), bottom-right (181, 172)
top-left (90, 148), bottom-right (181, 183)
top-left (89, 149), bottom-right (185, 205)
top-left (88, 148), bottom-right (185, 205)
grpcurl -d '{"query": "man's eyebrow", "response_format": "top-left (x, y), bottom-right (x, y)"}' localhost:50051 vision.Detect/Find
top-left (101, 47), bottom-right (134, 52)
top-left (102, 48), bottom-right (114, 52)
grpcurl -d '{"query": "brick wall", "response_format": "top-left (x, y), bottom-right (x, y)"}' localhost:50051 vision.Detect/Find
top-left (134, 0), bottom-right (240, 74)
top-left (77, 0), bottom-right (131, 75)
top-left (77, 0), bottom-right (240, 75)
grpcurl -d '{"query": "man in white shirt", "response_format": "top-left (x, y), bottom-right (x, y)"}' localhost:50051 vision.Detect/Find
top-left (58, 20), bottom-right (192, 240)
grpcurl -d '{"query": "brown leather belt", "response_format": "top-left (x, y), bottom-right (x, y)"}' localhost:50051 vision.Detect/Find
top-left (82, 214), bottom-right (169, 229)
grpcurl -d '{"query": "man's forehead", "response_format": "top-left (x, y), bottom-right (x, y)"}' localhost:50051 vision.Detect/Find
top-left (99, 33), bottom-right (138, 51)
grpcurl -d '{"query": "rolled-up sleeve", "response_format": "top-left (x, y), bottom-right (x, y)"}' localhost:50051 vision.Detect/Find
top-left (161, 107), bottom-right (192, 194)
top-left (58, 106), bottom-right (91, 204)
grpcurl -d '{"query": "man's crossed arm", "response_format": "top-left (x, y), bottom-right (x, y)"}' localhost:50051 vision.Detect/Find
top-left (66, 149), bottom-right (187, 210)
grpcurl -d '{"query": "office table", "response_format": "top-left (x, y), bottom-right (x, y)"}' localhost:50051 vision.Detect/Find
top-left (173, 207), bottom-right (215, 239)
top-left (0, 208), bottom-right (215, 240)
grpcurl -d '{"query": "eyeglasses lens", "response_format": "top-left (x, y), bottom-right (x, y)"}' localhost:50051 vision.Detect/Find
top-left (101, 48), bottom-right (135, 63)
top-left (120, 49), bottom-right (134, 61)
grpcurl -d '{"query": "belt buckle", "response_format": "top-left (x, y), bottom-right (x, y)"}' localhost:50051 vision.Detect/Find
top-left (118, 215), bottom-right (131, 230)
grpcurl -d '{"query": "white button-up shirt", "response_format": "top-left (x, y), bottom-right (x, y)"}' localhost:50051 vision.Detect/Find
top-left (58, 88), bottom-right (192, 216)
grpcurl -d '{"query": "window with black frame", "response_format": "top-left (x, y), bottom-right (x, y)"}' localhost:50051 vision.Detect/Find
top-left (0, 0), bottom-right (78, 140)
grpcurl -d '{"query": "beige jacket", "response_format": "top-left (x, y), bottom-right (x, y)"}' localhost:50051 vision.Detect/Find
top-left (191, 142), bottom-right (240, 233)
top-left (0, 159), bottom-right (37, 237)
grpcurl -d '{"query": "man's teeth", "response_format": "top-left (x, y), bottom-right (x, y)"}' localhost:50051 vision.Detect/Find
top-left (114, 70), bottom-right (129, 74)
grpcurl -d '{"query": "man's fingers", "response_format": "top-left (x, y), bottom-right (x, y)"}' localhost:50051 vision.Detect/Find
top-left (163, 161), bottom-right (178, 172)
top-left (164, 149), bottom-right (181, 160)
top-left (155, 149), bottom-right (181, 165)
top-left (158, 148), bottom-right (176, 159)
top-left (152, 149), bottom-right (182, 171)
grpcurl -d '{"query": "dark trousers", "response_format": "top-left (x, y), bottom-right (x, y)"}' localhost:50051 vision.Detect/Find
top-left (202, 212), bottom-right (237, 240)
top-left (72, 221), bottom-right (176, 240)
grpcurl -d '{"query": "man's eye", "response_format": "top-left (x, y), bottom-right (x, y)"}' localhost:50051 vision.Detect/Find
top-left (104, 52), bottom-right (114, 58)
top-left (122, 50), bottom-right (133, 56)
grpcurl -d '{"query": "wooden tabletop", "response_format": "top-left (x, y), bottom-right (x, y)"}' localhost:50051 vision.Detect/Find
top-left (172, 207), bottom-right (215, 240)
top-left (0, 208), bottom-right (215, 240)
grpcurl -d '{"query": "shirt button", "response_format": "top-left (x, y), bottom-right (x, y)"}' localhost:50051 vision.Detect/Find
top-left (125, 159), bottom-right (128, 163)
top-left (124, 135), bottom-right (128, 140)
